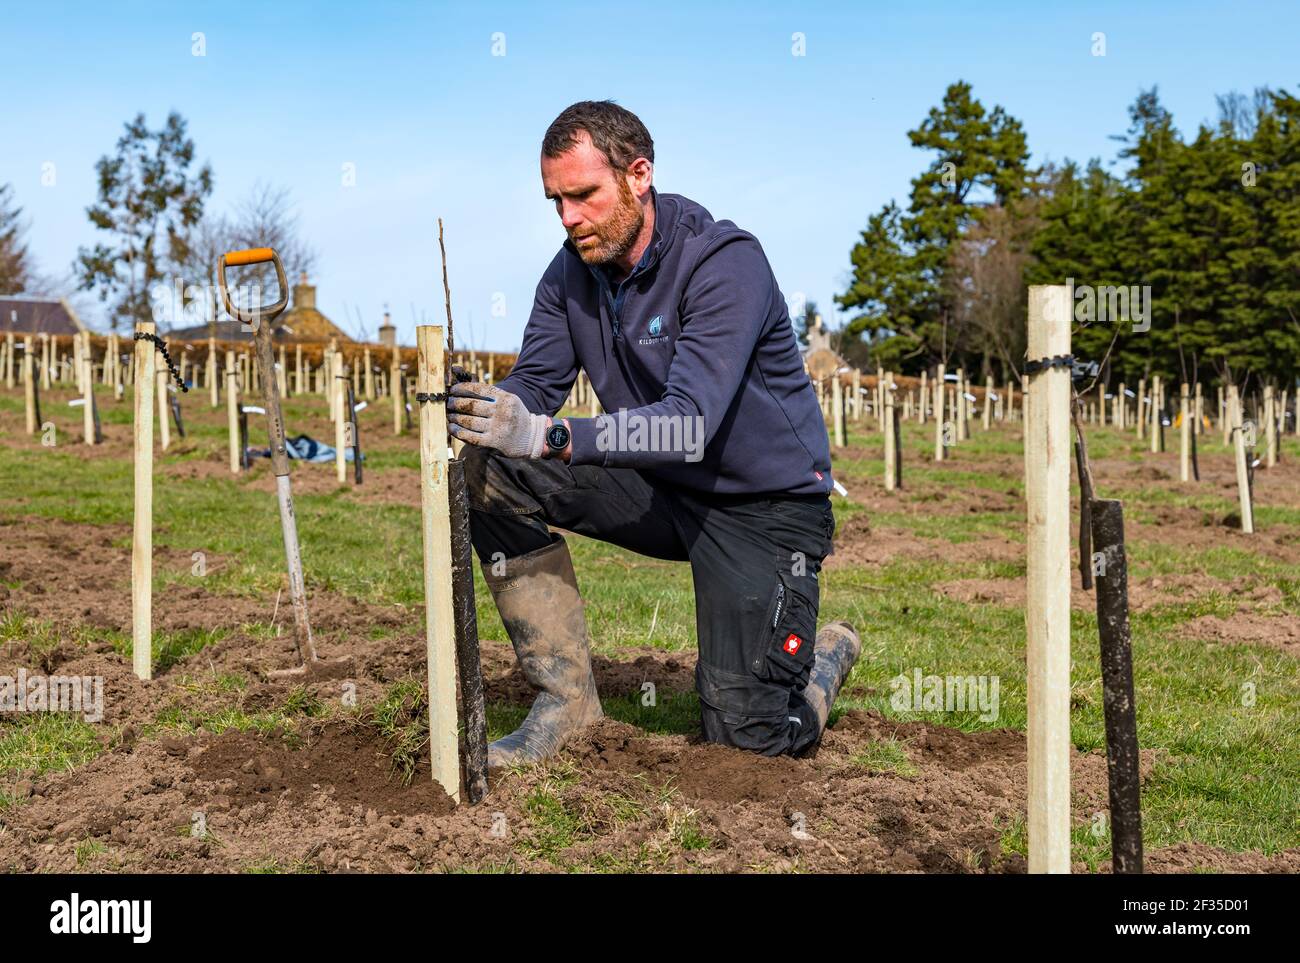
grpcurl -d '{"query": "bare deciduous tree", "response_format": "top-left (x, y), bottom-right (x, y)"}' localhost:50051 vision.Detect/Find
top-left (175, 182), bottom-right (318, 334)
top-left (228, 181), bottom-right (318, 286)
top-left (946, 196), bottom-right (1044, 383)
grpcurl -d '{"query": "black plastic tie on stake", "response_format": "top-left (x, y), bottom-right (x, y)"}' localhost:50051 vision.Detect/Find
top-left (133, 332), bottom-right (189, 392)
top-left (1024, 353), bottom-right (1074, 375)
top-left (1025, 354), bottom-right (1099, 387)
top-left (415, 392), bottom-right (449, 404)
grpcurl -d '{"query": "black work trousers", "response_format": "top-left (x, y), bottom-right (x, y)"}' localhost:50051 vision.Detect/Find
top-left (461, 444), bottom-right (836, 756)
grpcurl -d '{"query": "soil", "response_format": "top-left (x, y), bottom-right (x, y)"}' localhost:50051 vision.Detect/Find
top-left (162, 455), bottom-right (423, 507)
top-left (931, 572), bottom-right (1290, 622)
top-left (8, 686), bottom-right (1293, 873)
top-left (2, 524), bottom-right (1293, 873)
top-left (1182, 613), bottom-right (1300, 655)
top-left (827, 512), bottom-right (1024, 570)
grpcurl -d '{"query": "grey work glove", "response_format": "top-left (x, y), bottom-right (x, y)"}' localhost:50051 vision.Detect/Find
top-left (447, 382), bottom-right (548, 459)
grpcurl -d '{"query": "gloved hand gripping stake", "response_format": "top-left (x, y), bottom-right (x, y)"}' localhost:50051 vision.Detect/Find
top-left (217, 247), bottom-right (321, 674)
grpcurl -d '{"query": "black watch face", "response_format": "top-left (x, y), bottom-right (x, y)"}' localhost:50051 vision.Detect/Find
top-left (547, 424), bottom-right (570, 452)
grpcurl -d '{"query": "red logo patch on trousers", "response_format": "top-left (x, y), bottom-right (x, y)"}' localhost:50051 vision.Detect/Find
top-left (783, 633), bottom-right (803, 655)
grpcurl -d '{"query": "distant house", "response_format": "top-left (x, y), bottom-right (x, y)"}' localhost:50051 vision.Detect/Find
top-left (802, 313), bottom-right (846, 380)
top-left (1, 295), bottom-right (88, 336)
top-left (168, 274), bottom-right (353, 344)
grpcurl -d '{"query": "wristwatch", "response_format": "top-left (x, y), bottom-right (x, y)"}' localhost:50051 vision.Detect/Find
top-left (544, 419), bottom-right (571, 458)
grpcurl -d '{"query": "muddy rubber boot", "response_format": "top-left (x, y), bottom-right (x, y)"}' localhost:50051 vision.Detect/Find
top-left (801, 621), bottom-right (862, 733)
top-left (484, 536), bottom-right (603, 769)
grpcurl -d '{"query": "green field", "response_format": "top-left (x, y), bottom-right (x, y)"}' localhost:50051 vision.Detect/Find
top-left (1, 384), bottom-right (1297, 867)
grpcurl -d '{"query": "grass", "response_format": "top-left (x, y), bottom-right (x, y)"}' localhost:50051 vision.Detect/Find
top-left (848, 739), bottom-right (919, 778)
top-left (601, 689), bottom-right (701, 735)
top-left (1, 391), bottom-right (1297, 863)
top-left (367, 676), bottom-right (429, 785)
top-left (0, 713), bottom-right (103, 807)
top-left (242, 857), bottom-right (321, 874)
top-left (142, 672), bottom-right (333, 738)
top-left (0, 611), bottom-right (62, 663)
top-left (151, 703), bottom-right (294, 737)
top-left (75, 837), bottom-right (108, 866)
top-left (2, 610), bottom-right (229, 678)
top-left (997, 814), bottom-right (1115, 873)
top-left (515, 759), bottom-right (681, 870)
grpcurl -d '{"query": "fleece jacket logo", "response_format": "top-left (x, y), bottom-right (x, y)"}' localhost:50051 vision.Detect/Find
top-left (638, 314), bottom-right (669, 346)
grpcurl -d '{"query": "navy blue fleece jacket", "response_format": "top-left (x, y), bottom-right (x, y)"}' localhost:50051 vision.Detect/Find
top-left (498, 187), bottom-right (833, 497)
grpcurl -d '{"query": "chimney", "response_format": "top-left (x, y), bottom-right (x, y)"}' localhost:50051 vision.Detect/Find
top-left (293, 272), bottom-right (316, 311)
top-left (378, 309), bottom-right (396, 348)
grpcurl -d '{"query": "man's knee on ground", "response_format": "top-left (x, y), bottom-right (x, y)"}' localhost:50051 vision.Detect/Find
top-left (700, 704), bottom-right (796, 756)
top-left (695, 661), bottom-right (810, 756)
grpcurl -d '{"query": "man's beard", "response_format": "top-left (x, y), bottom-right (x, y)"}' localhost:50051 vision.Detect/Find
top-left (570, 177), bottom-right (644, 267)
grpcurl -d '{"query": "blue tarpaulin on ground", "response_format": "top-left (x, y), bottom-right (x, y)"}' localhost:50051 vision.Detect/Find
top-left (250, 434), bottom-right (363, 463)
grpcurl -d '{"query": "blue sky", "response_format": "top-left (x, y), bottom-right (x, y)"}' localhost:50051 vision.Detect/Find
top-left (2, 0), bottom-right (1296, 347)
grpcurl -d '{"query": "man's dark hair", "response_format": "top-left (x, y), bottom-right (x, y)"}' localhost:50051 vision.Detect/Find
top-left (542, 100), bottom-right (654, 172)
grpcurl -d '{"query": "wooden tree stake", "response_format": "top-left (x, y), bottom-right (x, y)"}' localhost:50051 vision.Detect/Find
top-left (884, 381), bottom-right (897, 491)
top-left (334, 359), bottom-right (348, 484)
top-left (1025, 285), bottom-right (1072, 874)
top-left (132, 323), bottom-right (157, 681)
top-left (79, 358), bottom-right (94, 445)
top-left (393, 352), bottom-right (404, 436)
top-left (1219, 384), bottom-right (1229, 446)
top-left (156, 369), bottom-right (171, 451)
top-left (832, 375), bottom-right (846, 448)
top-left (1179, 383), bottom-right (1191, 482)
top-left (933, 363), bottom-right (946, 461)
top-left (1264, 385), bottom-right (1276, 468)
top-left (226, 351), bottom-right (240, 474)
top-left (208, 338), bottom-right (219, 408)
top-left (23, 337), bottom-right (35, 434)
top-left (1230, 386), bottom-right (1254, 534)
top-left (416, 325), bottom-right (461, 802)
top-left (1149, 375), bottom-right (1161, 454)
top-left (958, 368), bottom-right (970, 441)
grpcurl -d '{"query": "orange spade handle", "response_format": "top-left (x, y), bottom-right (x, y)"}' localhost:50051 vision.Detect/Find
top-left (223, 247), bottom-right (275, 266)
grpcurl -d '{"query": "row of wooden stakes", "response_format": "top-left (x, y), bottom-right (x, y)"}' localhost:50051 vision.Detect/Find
top-left (813, 362), bottom-right (1288, 536)
top-left (6, 329), bottom-right (502, 461)
top-left (811, 365), bottom-right (1021, 492)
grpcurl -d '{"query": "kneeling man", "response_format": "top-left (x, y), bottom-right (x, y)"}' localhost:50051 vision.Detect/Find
top-left (448, 100), bottom-right (861, 769)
